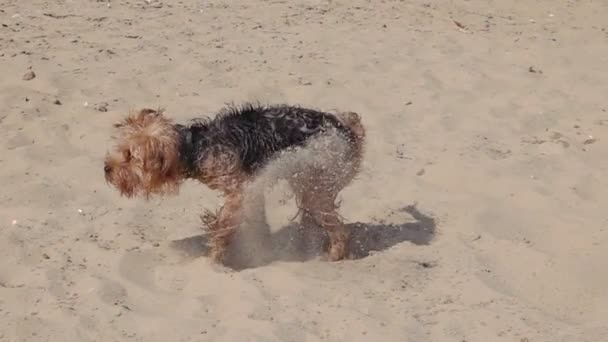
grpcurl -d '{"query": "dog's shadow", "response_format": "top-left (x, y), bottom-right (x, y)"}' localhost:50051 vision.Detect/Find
top-left (170, 205), bottom-right (436, 270)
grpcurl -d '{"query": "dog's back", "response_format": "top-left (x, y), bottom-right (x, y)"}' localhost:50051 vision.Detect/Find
top-left (197, 104), bottom-right (364, 174)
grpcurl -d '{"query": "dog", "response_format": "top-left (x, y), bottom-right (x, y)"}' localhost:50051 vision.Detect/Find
top-left (103, 104), bottom-right (365, 263)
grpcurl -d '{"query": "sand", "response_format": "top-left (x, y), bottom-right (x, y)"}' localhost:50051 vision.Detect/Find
top-left (1, 0), bottom-right (607, 341)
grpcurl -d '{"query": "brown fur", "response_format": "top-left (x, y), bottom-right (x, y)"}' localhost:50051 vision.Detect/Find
top-left (104, 106), bottom-right (365, 263)
top-left (104, 109), bottom-right (182, 198)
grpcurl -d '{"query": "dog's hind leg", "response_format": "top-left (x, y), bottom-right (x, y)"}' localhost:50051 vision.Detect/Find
top-left (299, 189), bottom-right (349, 261)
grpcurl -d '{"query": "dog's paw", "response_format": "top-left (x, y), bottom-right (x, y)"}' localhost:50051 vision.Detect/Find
top-left (328, 242), bottom-right (347, 261)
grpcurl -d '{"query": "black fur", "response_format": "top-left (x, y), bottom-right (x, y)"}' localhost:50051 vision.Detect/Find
top-left (177, 104), bottom-right (356, 176)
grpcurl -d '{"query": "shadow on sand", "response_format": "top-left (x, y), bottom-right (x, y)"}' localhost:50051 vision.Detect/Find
top-left (170, 205), bottom-right (436, 270)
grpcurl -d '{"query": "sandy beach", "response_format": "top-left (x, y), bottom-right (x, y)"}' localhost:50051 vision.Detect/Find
top-left (1, 0), bottom-right (607, 341)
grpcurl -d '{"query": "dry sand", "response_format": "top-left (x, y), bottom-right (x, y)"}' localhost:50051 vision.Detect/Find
top-left (1, 0), bottom-right (608, 341)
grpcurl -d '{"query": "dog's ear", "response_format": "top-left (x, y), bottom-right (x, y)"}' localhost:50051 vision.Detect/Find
top-left (125, 113), bottom-right (180, 195)
top-left (138, 136), bottom-right (181, 196)
top-left (138, 136), bottom-right (179, 176)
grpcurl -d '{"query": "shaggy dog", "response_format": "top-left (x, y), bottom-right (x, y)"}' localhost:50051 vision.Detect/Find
top-left (103, 104), bottom-right (365, 263)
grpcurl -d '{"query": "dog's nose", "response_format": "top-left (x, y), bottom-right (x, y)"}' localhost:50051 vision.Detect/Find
top-left (104, 164), bottom-right (112, 173)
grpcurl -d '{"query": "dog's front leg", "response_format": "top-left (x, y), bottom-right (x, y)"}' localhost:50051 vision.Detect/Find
top-left (208, 190), bottom-right (243, 263)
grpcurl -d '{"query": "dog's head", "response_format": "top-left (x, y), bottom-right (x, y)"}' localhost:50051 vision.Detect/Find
top-left (104, 108), bottom-right (182, 198)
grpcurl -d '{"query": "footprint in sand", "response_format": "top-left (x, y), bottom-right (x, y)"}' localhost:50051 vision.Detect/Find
top-left (97, 277), bottom-right (128, 307)
top-left (117, 243), bottom-right (204, 294)
top-left (117, 248), bottom-right (164, 292)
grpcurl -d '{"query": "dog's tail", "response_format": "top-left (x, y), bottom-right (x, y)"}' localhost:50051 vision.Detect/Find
top-left (336, 111), bottom-right (365, 169)
top-left (337, 111), bottom-right (365, 146)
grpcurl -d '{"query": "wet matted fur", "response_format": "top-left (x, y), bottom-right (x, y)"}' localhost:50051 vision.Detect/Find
top-left (104, 103), bottom-right (366, 263)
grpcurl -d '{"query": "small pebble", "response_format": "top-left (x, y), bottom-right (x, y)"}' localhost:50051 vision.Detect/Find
top-left (11, 219), bottom-right (17, 225)
top-left (53, 99), bottom-right (62, 105)
top-left (95, 102), bottom-right (109, 112)
top-left (583, 136), bottom-right (596, 145)
top-left (22, 71), bottom-right (36, 80)
top-left (418, 261), bottom-right (434, 268)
